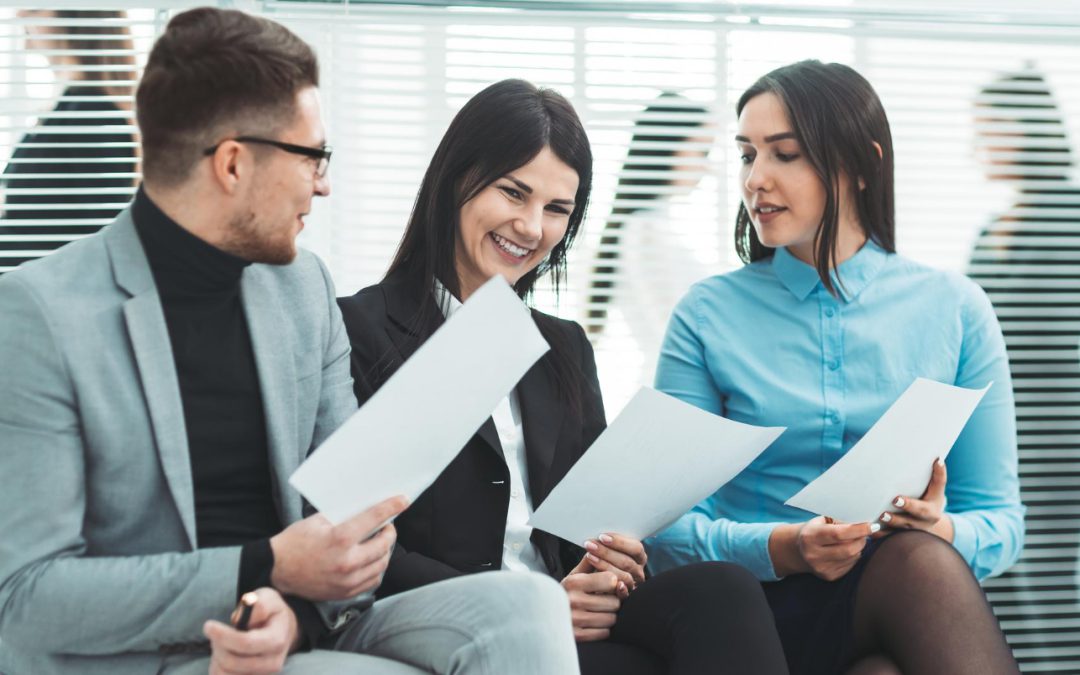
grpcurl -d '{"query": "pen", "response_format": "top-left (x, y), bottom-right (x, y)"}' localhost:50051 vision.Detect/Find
top-left (232, 592), bottom-right (258, 631)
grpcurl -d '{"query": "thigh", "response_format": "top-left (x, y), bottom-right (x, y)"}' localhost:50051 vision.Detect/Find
top-left (163, 651), bottom-right (428, 675)
top-left (577, 640), bottom-right (664, 675)
top-left (334, 571), bottom-right (571, 674)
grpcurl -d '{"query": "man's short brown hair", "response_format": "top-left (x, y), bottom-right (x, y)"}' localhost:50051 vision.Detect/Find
top-left (136, 7), bottom-right (319, 186)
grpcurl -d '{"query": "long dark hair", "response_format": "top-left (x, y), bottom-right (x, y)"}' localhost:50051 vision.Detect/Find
top-left (386, 78), bottom-right (594, 414)
top-left (586, 93), bottom-right (709, 333)
top-left (735, 60), bottom-right (895, 295)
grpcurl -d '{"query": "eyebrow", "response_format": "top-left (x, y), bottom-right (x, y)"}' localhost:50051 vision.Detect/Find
top-left (734, 132), bottom-right (797, 143)
top-left (506, 175), bottom-right (576, 206)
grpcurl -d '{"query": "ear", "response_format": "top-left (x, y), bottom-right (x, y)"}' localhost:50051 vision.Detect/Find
top-left (207, 141), bottom-right (246, 195)
top-left (858, 141), bottom-right (885, 190)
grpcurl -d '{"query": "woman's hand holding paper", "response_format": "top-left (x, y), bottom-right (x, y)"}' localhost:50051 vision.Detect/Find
top-left (878, 458), bottom-right (954, 542)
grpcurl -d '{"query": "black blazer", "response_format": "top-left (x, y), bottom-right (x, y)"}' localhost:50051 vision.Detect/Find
top-left (337, 274), bottom-right (606, 598)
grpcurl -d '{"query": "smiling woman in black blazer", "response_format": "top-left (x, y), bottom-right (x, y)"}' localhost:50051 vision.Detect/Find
top-left (337, 79), bottom-right (788, 675)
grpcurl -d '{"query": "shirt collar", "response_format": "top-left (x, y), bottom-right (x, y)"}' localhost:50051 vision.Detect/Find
top-left (132, 185), bottom-right (250, 296)
top-left (772, 239), bottom-right (889, 303)
top-left (432, 278), bottom-right (463, 319)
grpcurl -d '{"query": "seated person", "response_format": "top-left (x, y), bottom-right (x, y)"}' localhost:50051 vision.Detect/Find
top-left (646, 60), bottom-right (1024, 675)
top-left (0, 10), bottom-right (580, 675)
top-left (338, 78), bottom-right (789, 675)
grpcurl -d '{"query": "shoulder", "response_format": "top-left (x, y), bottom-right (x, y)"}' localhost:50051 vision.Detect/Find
top-left (880, 253), bottom-right (993, 315)
top-left (1, 230), bottom-right (112, 303)
top-left (530, 307), bottom-right (589, 351)
top-left (337, 280), bottom-right (392, 327)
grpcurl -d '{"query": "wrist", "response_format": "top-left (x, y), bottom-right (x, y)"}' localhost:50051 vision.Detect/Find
top-left (931, 513), bottom-right (955, 543)
top-left (268, 534), bottom-right (294, 596)
top-left (286, 606), bottom-right (302, 654)
top-left (769, 522), bottom-right (808, 577)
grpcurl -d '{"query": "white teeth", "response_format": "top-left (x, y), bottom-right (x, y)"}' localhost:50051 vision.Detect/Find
top-left (492, 233), bottom-right (531, 258)
top-left (757, 206), bottom-right (783, 213)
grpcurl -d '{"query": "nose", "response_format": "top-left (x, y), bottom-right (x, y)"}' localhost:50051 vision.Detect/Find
top-left (314, 170), bottom-right (331, 198)
top-left (743, 158), bottom-right (771, 193)
top-left (512, 204), bottom-right (544, 243)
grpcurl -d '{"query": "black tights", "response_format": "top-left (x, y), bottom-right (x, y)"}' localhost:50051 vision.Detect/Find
top-left (846, 531), bottom-right (1019, 675)
top-left (577, 561), bottom-right (789, 675)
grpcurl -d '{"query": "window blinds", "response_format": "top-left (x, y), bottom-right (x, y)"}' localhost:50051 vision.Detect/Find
top-left (2, 1), bottom-right (1080, 670)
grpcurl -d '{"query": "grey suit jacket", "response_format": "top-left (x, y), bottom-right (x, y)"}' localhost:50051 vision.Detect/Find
top-left (0, 209), bottom-right (358, 675)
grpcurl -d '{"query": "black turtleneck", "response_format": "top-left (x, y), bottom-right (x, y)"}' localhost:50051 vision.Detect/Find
top-left (133, 187), bottom-right (281, 548)
top-left (132, 188), bottom-right (324, 648)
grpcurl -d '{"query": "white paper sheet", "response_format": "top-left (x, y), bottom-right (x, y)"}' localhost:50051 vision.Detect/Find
top-left (289, 276), bottom-right (549, 525)
top-left (528, 387), bottom-right (784, 545)
top-left (784, 377), bottom-right (992, 523)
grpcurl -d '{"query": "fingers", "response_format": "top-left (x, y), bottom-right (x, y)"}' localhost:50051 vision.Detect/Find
top-left (596, 533), bottom-right (648, 566)
top-left (921, 457), bottom-right (948, 502)
top-left (581, 549), bottom-right (638, 589)
top-left (335, 495), bottom-right (409, 543)
top-left (584, 537), bottom-right (646, 585)
top-left (562, 570), bottom-right (620, 595)
top-left (574, 627), bottom-right (611, 642)
top-left (804, 518), bottom-right (878, 544)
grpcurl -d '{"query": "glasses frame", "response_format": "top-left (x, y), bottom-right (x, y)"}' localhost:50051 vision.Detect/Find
top-left (203, 136), bottom-right (333, 177)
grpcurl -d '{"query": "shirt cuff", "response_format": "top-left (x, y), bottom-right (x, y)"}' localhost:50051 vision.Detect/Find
top-left (238, 538), bottom-right (274, 599)
top-left (743, 521), bottom-right (783, 582)
top-left (284, 596), bottom-right (329, 652)
top-left (949, 513), bottom-right (978, 570)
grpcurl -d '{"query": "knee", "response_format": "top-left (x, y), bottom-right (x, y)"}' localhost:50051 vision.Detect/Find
top-left (659, 561), bottom-right (765, 609)
top-left (873, 531), bottom-right (970, 580)
top-left (476, 571), bottom-right (569, 626)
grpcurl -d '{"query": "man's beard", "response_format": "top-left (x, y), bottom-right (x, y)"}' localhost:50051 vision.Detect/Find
top-left (219, 210), bottom-right (297, 265)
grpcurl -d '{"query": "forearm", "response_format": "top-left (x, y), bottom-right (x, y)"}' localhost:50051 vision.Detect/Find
top-left (948, 505), bottom-right (1025, 580)
top-left (0, 546), bottom-right (241, 655)
top-left (646, 511), bottom-right (783, 581)
top-left (767, 522), bottom-right (810, 577)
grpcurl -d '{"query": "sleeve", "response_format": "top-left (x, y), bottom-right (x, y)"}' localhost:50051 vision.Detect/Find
top-left (644, 288), bottom-right (786, 581)
top-left (305, 258), bottom-right (376, 631)
top-left (945, 280), bottom-right (1026, 580)
top-left (334, 290), bottom-right (466, 599)
top-left (0, 275), bottom-right (241, 654)
top-left (238, 540), bottom-right (324, 652)
top-left (557, 322), bottom-right (606, 575)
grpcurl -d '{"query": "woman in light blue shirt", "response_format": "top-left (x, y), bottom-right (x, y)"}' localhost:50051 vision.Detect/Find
top-left (647, 60), bottom-right (1023, 675)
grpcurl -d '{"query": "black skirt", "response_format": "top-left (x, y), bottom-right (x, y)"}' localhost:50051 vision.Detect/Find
top-left (761, 536), bottom-right (886, 675)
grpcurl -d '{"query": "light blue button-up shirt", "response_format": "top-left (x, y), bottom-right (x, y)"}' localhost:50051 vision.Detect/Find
top-left (646, 241), bottom-right (1025, 582)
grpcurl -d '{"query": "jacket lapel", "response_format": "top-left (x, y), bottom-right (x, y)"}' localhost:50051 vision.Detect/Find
top-left (107, 213), bottom-right (198, 549)
top-left (517, 351), bottom-right (563, 504)
top-left (382, 276), bottom-right (503, 458)
top-left (241, 267), bottom-right (301, 523)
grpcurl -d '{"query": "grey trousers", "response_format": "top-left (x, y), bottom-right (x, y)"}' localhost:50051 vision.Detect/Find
top-left (165, 571), bottom-right (579, 675)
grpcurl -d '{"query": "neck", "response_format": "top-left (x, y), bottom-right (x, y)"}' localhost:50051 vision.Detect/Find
top-left (787, 216), bottom-right (868, 268)
top-left (142, 180), bottom-right (233, 253)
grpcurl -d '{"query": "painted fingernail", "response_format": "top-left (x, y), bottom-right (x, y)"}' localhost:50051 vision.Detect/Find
top-left (599, 533), bottom-right (614, 544)
top-left (870, 522), bottom-right (881, 533)
top-left (893, 496), bottom-right (906, 508)
top-left (618, 582), bottom-right (627, 593)
top-left (936, 457), bottom-right (945, 467)
top-left (586, 553), bottom-right (600, 564)
top-left (880, 512), bottom-right (892, 523)
top-left (584, 540), bottom-right (598, 552)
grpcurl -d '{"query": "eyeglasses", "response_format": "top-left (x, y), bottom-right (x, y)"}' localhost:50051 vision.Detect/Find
top-left (203, 136), bottom-right (333, 177)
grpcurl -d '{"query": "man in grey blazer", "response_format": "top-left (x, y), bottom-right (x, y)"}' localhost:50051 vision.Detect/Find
top-left (0, 8), bottom-right (578, 675)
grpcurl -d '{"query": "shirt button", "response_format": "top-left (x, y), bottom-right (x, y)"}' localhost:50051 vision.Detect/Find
top-left (512, 543), bottom-right (522, 551)
top-left (511, 490), bottom-right (520, 499)
top-left (830, 413), bottom-right (841, 424)
top-left (828, 359), bottom-right (840, 371)
top-left (824, 308), bottom-right (836, 317)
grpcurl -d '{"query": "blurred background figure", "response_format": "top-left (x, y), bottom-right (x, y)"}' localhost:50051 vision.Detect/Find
top-left (966, 66), bottom-right (1080, 635)
top-left (0, 9), bottom-right (137, 271)
top-left (584, 94), bottom-right (713, 404)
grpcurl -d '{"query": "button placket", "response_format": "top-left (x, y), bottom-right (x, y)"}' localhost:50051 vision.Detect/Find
top-left (820, 290), bottom-right (844, 468)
